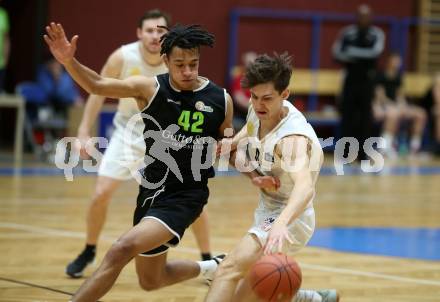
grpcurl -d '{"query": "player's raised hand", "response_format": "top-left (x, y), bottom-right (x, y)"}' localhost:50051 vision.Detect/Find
top-left (43, 22), bottom-right (78, 65)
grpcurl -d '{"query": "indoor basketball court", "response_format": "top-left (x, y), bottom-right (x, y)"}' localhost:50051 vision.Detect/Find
top-left (1, 1), bottom-right (440, 301)
top-left (1, 165), bottom-right (440, 301)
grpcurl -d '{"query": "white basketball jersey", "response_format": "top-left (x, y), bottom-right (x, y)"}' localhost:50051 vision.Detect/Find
top-left (245, 100), bottom-right (322, 207)
top-left (118, 41), bottom-right (168, 117)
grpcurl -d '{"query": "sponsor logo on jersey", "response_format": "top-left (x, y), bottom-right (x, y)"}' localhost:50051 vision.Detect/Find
top-left (195, 101), bottom-right (213, 112)
top-left (162, 129), bottom-right (214, 149)
top-left (261, 216), bottom-right (275, 231)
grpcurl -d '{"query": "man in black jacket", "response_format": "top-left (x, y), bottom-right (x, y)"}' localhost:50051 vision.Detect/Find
top-left (333, 4), bottom-right (385, 160)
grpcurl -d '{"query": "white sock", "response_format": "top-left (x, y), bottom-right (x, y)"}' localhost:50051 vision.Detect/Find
top-left (382, 132), bottom-right (394, 150)
top-left (292, 290), bottom-right (322, 302)
top-left (197, 259), bottom-right (217, 277)
top-left (410, 136), bottom-right (421, 152)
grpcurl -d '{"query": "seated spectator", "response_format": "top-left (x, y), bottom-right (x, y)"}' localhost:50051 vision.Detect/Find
top-left (373, 52), bottom-right (426, 157)
top-left (419, 73), bottom-right (440, 155)
top-left (18, 56), bottom-right (83, 121)
top-left (231, 51), bottom-right (257, 131)
top-left (17, 57), bottom-right (83, 153)
top-left (39, 57), bottom-right (83, 117)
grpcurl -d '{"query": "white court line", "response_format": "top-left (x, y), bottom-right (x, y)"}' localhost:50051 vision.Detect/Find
top-left (2, 222), bottom-right (440, 287)
top-left (0, 222), bottom-right (117, 242)
top-left (0, 222), bottom-right (199, 254)
top-left (301, 263), bottom-right (440, 287)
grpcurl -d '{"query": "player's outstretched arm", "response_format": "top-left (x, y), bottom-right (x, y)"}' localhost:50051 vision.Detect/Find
top-left (277, 136), bottom-right (316, 224)
top-left (263, 135), bottom-right (317, 254)
top-left (44, 22), bottom-right (154, 100)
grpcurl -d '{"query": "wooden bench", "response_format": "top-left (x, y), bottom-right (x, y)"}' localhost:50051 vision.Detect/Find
top-left (289, 68), bottom-right (432, 98)
top-left (287, 69), bottom-right (433, 126)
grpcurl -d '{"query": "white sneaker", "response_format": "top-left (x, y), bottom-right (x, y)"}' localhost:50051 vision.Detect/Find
top-left (316, 290), bottom-right (339, 302)
top-left (294, 289), bottom-right (339, 302)
top-left (201, 254), bottom-right (226, 285)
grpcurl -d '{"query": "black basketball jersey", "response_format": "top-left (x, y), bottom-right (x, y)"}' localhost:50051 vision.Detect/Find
top-left (140, 73), bottom-right (226, 187)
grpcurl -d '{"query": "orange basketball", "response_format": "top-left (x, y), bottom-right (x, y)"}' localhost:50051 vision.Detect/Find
top-left (249, 253), bottom-right (302, 302)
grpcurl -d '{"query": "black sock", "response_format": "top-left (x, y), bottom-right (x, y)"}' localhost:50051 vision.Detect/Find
top-left (84, 244), bottom-right (96, 256)
top-left (201, 253), bottom-right (212, 261)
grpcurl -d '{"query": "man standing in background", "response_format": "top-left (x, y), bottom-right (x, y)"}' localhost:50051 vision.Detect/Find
top-left (332, 4), bottom-right (385, 160)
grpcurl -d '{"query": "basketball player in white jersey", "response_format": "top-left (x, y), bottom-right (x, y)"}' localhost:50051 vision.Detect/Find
top-left (66, 9), bottom-right (212, 278)
top-left (206, 54), bottom-right (339, 302)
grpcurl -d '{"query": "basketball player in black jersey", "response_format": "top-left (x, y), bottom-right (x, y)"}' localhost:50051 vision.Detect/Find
top-left (45, 23), bottom-right (232, 301)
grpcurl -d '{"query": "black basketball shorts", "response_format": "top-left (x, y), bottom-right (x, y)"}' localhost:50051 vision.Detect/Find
top-left (133, 184), bottom-right (209, 257)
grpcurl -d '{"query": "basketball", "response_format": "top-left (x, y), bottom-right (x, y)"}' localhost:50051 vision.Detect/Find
top-left (249, 253), bottom-right (302, 302)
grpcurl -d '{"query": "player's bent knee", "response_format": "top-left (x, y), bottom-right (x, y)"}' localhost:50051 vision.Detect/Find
top-left (138, 276), bottom-right (163, 291)
top-left (215, 257), bottom-right (244, 280)
top-left (106, 240), bottom-right (137, 264)
top-left (92, 187), bottom-right (113, 204)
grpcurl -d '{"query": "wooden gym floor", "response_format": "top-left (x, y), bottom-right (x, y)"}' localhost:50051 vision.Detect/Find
top-left (0, 158), bottom-right (440, 301)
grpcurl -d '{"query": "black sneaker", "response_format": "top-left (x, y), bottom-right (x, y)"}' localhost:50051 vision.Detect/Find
top-left (66, 251), bottom-right (95, 278)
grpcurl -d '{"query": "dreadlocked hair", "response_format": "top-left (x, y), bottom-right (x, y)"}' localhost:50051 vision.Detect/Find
top-left (160, 24), bottom-right (215, 56)
top-left (241, 52), bottom-right (293, 94)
